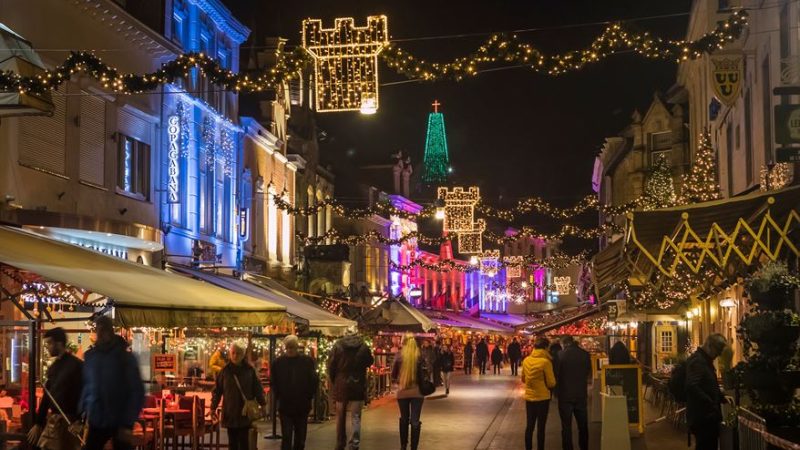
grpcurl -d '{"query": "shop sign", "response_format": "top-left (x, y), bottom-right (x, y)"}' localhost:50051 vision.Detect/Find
top-left (167, 115), bottom-right (180, 203)
top-left (710, 56), bottom-right (743, 106)
top-left (775, 104), bottom-right (800, 145)
top-left (152, 354), bottom-right (177, 372)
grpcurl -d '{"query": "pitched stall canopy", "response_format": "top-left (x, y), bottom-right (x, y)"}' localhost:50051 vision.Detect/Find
top-left (627, 186), bottom-right (800, 279)
top-left (169, 266), bottom-right (356, 336)
top-left (515, 305), bottom-right (603, 334)
top-left (590, 186), bottom-right (800, 297)
top-left (0, 227), bottom-right (285, 327)
top-left (359, 298), bottom-right (437, 332)
top-left (422, 310), bottom-right (514, 334)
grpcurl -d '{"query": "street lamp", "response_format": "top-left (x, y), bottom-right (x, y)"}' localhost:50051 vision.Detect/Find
top-left (359, 94), bottom-right (377, 115)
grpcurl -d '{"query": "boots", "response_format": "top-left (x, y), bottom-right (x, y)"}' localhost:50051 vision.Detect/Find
top-left (399, 417), bottom-right (409, 449)
top-left (410, 422), bottom-right (421, 450)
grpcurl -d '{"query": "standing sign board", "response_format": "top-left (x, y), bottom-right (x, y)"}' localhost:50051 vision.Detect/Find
top-left (152, 354), bottom-right (177, 373)
top-left (601, 364), bottom-right (644, 434)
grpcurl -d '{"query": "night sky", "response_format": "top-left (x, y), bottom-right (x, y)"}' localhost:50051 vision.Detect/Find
top-left (226, 0), bottom-right (691, 231)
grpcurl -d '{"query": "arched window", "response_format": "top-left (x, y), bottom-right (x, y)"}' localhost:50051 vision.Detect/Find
top-left (307, 186), bottom-right (315, 238)
top-left (281, 193), bottom-right (291, 264)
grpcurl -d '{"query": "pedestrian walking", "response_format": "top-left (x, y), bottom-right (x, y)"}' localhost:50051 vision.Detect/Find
top-left (211, 342), bottom-right (266, 450)
top-left (432, 340), bottom-right (443, 387)
top-left (271, 335), bottom-right (318, 450)
top-left (476, 338), bottom-right (489, 375)
top-left (464, 341), bottom-right (474, 374)
top-left (555, 335), bottom-right (591, 450)
top-left (609, 340), bottom-right (632, 365)
top-left (28, 327), bottom-right (83, 450)
top-left (439, 345), bottom-right (455, 395)
top-left (521, 337), bottom-right (556, 450)
top-left (392, 334), bottom-right (428, 450)
top-left (328, 330), bottom-right (375, 450)
top-left (507, 338), bottom-right (522, 376)
top-left (491, 345), bottom-right (503, 375)
top-left (549, 340), bottom-right (563, 379)
top-left (80, 316), bottom-right (144, 450)
top-left (420, 339), bottom-right (436, 383)
top-left (686, 334), bottom-right (727, 450)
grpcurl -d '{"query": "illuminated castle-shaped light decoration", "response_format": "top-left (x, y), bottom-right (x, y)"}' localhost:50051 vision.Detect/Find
top-left (302, 16), bottom-right (389, 113)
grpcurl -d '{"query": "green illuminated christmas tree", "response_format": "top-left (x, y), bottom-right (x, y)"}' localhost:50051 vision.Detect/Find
top-left (422, 100), bottom-right (450, 185)
top-left (679, 132), bottom-right (721, 204)
top-left (641, 154), bottom-right (676, 210)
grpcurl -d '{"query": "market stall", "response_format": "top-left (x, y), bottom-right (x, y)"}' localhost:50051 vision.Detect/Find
top-left (0, 226), bottom-right (288, 445)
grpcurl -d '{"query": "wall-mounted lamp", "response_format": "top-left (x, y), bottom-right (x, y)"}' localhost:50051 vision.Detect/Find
top-left (719, 298), bottom-right (737, 308)
top-left (118, 208), bottom-right (128, 215)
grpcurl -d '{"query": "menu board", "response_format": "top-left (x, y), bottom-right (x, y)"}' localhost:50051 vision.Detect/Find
top-left (152, 354), bottom-right (178, 373)
top-left (601, 364), bottom-right (643, 433)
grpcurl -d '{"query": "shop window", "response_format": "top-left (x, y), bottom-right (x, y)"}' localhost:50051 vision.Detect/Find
top-left (117, 134), bottom-right (150, 200)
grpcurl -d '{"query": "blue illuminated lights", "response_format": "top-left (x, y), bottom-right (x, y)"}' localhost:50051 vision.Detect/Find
top-left (167, 115), bottom-right (181, 203)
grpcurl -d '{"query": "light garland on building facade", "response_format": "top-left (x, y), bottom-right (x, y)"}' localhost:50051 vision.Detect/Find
top-left (759, 163), bottom-right (793, 191)
top-left (388, 251), bottom-right (587, 273)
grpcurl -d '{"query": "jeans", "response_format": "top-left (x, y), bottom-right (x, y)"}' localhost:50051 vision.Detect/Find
top-left (511, 359), bottom-right (520, 376)
top-left (691, 420), bottom-right (720, 450)
top-left (226, 427), bottom-right (251, 450)
top-left (525, 400), bottom-right (550, 450)
top-left (85, 426), bottom-right (132, 450)
top-left (280, 412), bottom-right (309, 450)
top-left (478, 358), bottom-right (487, 374)
top-left (464, 357), bottom-right (473, 374)
top-left (558, 399), bottom-right (589, 450)
top-left (397, 397), bottom-right (424, 450)
top-left (443, 371), bottom-right (452, 392)
top-left (335, 400), bottom-right (363, 450)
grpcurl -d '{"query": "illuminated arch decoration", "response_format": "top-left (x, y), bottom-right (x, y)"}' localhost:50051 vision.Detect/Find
top-left (457, 219), bottom-right (485, 254)
top-left (504, 256), bottom-right (524, 278)
top-left (302, 16), bottom-right (389, 113)
top-left (438, 186), bottom-right (480, 233)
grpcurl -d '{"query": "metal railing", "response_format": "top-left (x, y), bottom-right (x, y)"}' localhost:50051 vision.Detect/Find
top-left (738, 408), bottom-right (767, 450)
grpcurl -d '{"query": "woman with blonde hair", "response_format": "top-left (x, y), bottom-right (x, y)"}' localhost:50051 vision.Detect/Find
top-left (391, 334), bottom-right (427, 450)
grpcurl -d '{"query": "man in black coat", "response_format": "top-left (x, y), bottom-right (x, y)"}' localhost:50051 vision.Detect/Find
top-left (686, 334), bottom-right (727, 450)
top-left (464, 342), bottom-right (474, 374)
top-left (556, 336), bottom-right (591, 450)
top-left (328, 331), bottom-right (374, 450)
top-left (507, 338), bottom-right (522, 376)
top-left (476, 338), bottom-right (489, 375)
top-left (272, 335), bottom-right (318, 450)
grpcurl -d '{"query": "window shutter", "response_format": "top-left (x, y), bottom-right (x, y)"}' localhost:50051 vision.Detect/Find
top-left (117, 108), bottom-right (150, 144)
top-left (19, 84), bottom-right (67, 174)
top-left (79, 92), bottom-right (106, 185)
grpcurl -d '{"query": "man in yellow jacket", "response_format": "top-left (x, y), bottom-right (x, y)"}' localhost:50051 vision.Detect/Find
top-left (521, 337), bottom-right (556, 450)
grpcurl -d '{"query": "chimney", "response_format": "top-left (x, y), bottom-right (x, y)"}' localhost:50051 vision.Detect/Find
top-left (393, 162), bottom-right (402, 194)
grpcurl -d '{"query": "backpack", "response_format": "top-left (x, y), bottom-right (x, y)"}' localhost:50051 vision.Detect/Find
top-left (668, 360), bottom-right (688, 402)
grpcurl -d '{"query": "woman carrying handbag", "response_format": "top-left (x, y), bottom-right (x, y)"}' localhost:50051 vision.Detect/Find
top-left (211, 343), bottom-right (266, 450)
top-left (392, 334), bottom-right (434, 450)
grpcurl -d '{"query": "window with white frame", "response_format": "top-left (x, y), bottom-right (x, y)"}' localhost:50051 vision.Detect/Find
top-left (650, 131), bottom-right (672, 166)
top-left (659, 330), bottom-right (674, 354)
top-left (281, 194), bottom-right (291, 264)
top-left (268, 187), bottom-right (278, 261)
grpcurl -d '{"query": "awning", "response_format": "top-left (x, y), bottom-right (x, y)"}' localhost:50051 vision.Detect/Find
top-left (0, 226), bottom-right (285, 327)
top-left (359, 299), bottom-right (436, 332)
top-left (169, 266), bottom-right (356, 336)
top-left (591, 238), bottom-right (629, 300)
top-left (515, 305), bottom-right (603, 333)
top-left (421, 310), bottom-right (515, 334)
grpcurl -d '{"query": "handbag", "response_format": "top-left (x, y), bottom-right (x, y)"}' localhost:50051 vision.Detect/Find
top-left (417, 362), bottom-right (436, 396)
top-left (38, 415), bottom-right (81, 450)
top-left (232, 373), bottom-right (263, 422)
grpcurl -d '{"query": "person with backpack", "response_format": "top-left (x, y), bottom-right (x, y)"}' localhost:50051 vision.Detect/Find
top-left (328, 330), bottom-right (375, 450)
top-left (678, 334), bottom-right (727, 450)
top-left (555, 335), bottom-right (591, 450)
